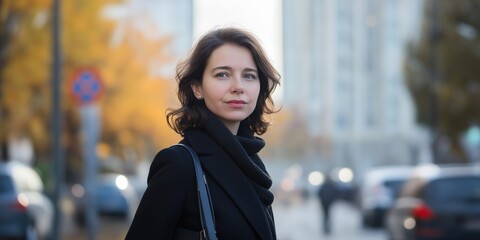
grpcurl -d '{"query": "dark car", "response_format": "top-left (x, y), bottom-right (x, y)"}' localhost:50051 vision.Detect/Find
top-left (386, 163), bottom-right (480, 240)
top-left (0, 161), bottom-right (53, 240)
top-left (72, 173), bottom-right (139, 226)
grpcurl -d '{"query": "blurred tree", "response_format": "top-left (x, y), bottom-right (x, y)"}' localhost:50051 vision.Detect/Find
top-left (405, 0), bottom-right (480, 161)
top-left (0, 0), bottom-right (52, 160)
top-left (62, 0), bottom-right (179, 177)
top-left (0, 0), bottom-right (179, 180)
top-left (268, 108), bottom-right (310, 161)
top-left (260, 108), bottom-right (290, 159)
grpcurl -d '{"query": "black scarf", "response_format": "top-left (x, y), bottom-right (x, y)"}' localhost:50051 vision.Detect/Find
top-left (202, 112), bottom-right (275, 206)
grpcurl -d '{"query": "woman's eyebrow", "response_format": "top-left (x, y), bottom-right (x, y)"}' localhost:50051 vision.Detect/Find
top-left (244, 67), bottom-right (258, 73)
top-left (211, 66), bottom-right (232, 71)
top-left (211, 66), bottom-right (258, 73)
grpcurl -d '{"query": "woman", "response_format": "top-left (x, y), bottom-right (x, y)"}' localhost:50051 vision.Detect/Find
top-left (125, 27), bottom-right (281, 240)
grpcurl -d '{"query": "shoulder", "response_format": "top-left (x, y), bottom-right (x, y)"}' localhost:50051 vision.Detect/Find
top-left (146, 145), bottom-right (193, 184)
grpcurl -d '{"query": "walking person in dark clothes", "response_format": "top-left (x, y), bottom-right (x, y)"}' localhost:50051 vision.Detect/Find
top-left (317, 175), bottom-right (339, 234)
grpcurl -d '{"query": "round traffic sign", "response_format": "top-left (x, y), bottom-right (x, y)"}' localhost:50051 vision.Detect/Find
top-left (69, 67), bottom-right (104, 105)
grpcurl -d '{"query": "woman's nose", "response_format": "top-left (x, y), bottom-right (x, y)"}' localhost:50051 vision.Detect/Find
top-left (230, 77), bottom-right (244, 94)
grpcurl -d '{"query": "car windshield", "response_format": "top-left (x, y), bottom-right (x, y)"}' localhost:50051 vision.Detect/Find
top-left (97, 184), bottom-right (122, 199)
top-left (383, 179), bottom-right (405, 199)
top-left (425, 177), bottom-right (480, 205)
top-left (0, 175), bottom-right (14, 194)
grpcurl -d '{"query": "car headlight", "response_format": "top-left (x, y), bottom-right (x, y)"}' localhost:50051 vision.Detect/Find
top-left (115, 175), bottom-right (129, 190)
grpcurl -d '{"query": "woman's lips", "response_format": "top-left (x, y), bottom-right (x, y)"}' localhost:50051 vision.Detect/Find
top-left (226, 100), bottom-right (246, 107)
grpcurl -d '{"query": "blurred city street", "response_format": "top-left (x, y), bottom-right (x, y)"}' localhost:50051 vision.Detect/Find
top-left (59, 193), bottom-right (130, 240)
top-left (2, 0), bottom-right (479, 239)
top-left (58, 193), bottom-right (387, 240)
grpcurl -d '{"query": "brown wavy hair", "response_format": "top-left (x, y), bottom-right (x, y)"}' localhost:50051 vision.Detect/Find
top-left (166, 27), bottom-right (281, 136)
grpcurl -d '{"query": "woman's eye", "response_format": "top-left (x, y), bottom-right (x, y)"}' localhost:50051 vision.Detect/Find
top-left (244, 73), bottom-right (257, 80)
top-left (215, 72), bottom-right (228, 78)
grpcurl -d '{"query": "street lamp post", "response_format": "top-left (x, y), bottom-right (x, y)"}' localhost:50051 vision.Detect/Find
top-left (51, 0), bottom-right (64, 239)
top-left (428, 0), bottom-right (441, 163)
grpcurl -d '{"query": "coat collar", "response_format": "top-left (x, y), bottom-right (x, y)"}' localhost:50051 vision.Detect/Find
top-left (182, 129), bottom-right (273, 240)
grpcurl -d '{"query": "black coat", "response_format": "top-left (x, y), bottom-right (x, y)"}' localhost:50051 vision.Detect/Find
top-left (125, 129), bottom-right (275, 240)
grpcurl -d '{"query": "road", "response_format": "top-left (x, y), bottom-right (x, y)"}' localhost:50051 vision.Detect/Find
top-left (60, 195), bottom-right (386, 240)
top-left (273, 197), bottom-right (387, 240)
top-left (59, 195), bottom-right (130, 240)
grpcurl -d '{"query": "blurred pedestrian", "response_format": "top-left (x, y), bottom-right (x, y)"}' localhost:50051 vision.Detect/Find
top-left (125, 27), bottom-right (281, 239)
top-left (317, 175), bottom-right (339, 234)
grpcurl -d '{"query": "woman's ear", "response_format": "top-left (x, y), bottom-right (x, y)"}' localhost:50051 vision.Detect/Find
top-left (191, 82), bottom-right (203, 100)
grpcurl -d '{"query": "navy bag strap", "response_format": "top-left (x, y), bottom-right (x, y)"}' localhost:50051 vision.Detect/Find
top-left (176, 144), bottom-right (218, 240)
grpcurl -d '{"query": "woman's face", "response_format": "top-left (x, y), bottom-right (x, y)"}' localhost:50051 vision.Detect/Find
top-left (192, 43), bottom-right (260, 134)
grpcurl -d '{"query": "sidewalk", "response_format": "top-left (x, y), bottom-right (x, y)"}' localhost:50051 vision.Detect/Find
top-left (273, 197), bottom-right (322, 240)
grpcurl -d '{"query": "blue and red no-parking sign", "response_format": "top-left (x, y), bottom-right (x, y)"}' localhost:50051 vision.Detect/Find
top-left (69, 67), bottom-right (104, 105)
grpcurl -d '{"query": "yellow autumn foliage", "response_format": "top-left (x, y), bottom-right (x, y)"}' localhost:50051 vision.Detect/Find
top-left (1, 0), bottom-right (180, 169)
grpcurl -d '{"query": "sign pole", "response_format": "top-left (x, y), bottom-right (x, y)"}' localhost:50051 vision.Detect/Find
top-left (80, 105), bottom-right (101, 240)
top-left (69, 67), bottom-right (104, 240)
top-left (51, 0), bottom-right (64, 239)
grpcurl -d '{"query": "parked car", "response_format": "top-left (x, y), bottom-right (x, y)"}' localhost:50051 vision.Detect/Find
top-left (386, 163), bottom-right (480, 240)
top-left (72, 173), bottom-right (139, 226)
top-left (359, 165), bottom-right (414, 227)
top-left (0, 161), bottom-right (53, 240)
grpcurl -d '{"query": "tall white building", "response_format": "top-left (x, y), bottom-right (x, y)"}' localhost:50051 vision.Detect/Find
top-left (282, 0), bottom-right (428, 172)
